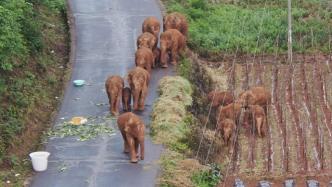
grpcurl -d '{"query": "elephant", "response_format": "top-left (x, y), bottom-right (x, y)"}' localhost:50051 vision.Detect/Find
top-left (217, 118), bottom-right (235, 146)
top-left (153, 47), bottom-right (161, 67)
top-left (237, 86), bottom-right (271, 114)
top-left (163, 12), bottom-right (188, 38)
top-left (128, 67), bottom-right (150, 111)
top-left (122, 87), bottom-right (132, 112)
top-left (216, 103), bottom-right (243, 125)
top-left (135, 47), bottom-right (154, 72)
top-left (117, 112), bottom-right (145, 163)
top-left (142, 16), bottom-right (160, 47)
top-left (207, 91), bottom-right (234, 108)
top-left (105, 75), bottom-right (124, 115)
top-left (160, 29), bottom-right (186, 68)
top-left (243, 105), bottom-right (266, 137)
top-left (137, 32), bottom-right (157, 50)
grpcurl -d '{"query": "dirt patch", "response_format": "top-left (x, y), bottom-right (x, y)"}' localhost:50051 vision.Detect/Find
top-left (188, 52), bottom-right (332, 185)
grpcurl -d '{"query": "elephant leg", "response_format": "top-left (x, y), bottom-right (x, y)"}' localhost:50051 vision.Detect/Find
top-left (146, 64), bottom-right (152, 74)
top-left (132, 89), bottom-right (139, 111)
top-left (111, 94), bottom-right (117, 115)
top-left (170, 44), bottom-right (178, 65)
top-left (120, 131), bottom-right (129, 153)
top-left (126, 134), bottom-right (138, 163)
top-left (115, 92), bottom-right (121, 115)
top-left (107, 92), bottom-right (112, 112)
top-left (139, 137), bottom-right (144, 160)
top-left (135, 139), bottom-right (139, 158)
top-left (138, 87), bottom-right (147, 111)
top-left (256, 117), bottom-right (263, 137)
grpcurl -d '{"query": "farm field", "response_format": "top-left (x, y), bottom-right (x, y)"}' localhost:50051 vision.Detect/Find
top-left (160, 0), bottom-right (332, 185)
top-left (162, 0), bottom-right (332, 58)
top-left (191, 54), bottom-right (332, 186)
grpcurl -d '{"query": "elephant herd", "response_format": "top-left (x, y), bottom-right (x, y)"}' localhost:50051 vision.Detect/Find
top-left (104, 12), bottom-right (188, 163)
top-left (208, 86), bottom-right (271, 145)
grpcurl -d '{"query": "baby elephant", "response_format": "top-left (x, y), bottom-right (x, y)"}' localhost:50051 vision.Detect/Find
top-left (153, 47), bottom-right (161, 67)
top-left (122, 87), bottom-right (131, 112)
top-left (163, 12), bottom-right (188, 38)
top-left (135, 47), bottom-right (154, 73)
top-left (217, 118), bottom-right (235, 146)
top-left (207, 91), bottom-right (234, 108)
top-left (216, 103), bottom-right (242, 124)
top-left (117, 112), bottom-right (145, 163)
top-left (160, 29), bottom-right (186, 67)
top-left (105, 75), bottom-right (124, 115)
top-left (244, 105), bottom-right (266, 137)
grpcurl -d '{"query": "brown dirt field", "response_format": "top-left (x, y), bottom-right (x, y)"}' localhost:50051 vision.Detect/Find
top-left (191, 53), bottom-right (332, 186)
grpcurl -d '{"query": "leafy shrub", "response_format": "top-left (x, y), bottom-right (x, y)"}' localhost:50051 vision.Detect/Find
top-left (192, 163), bottom-right (222, 187)
top-left (0, 0), bottom-right (66, 163)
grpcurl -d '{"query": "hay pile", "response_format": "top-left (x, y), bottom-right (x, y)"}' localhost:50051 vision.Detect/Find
top-left (151, 76), bottom-right (207, 187)
top-left (151, 76), bottom-right (193, 145)
top-left (158, 76), bottom-right (193, 106)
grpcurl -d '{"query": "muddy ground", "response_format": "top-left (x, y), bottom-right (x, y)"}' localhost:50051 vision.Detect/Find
top-left (190, 53), bottom-right (332, 186)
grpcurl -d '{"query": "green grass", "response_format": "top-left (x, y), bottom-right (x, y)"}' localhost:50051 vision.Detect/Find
top-left (0, 0), bottom-right (68, 185)
top-left (151, 76), bottom-right (193, 151)
top-left (192, 163), bottom-right (222, 187)
top-left (162, 0), bottom-right (332, 57)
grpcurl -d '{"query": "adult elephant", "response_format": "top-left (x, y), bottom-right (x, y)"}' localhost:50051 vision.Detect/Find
top-left (135, 47), bottom-right (154, 73)
top-left (105, 75), bottom-right (124, 115)
top-left (237, 86), bottom-right (271, 114)
top-left (128, 67), bottom-right (150, 111)
top-left (163, 12), bottom-right (188, 38)
top-left (117, 112), bottom-right (145, 163)
top-left (142, 16), bottom-right (160, 46)
top-left (160, 29), bottom-right (186, 68)
top-left (137, 32), bottom-right (157, 50)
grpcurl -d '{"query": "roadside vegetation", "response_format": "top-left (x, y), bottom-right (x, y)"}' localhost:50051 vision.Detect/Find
top-left (0, 0), bottom-right (68, 185)
top-left (151, 69), bottom-right (223, 187)
top-left (162, 0), bottom-right (332, 58)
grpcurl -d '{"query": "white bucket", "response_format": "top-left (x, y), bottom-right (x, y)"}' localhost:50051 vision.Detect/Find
top-left (29, 151), bottom-right (50, 172)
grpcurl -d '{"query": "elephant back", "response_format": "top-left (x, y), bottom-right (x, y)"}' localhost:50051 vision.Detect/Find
top-left (128, 67), bottom-right (149, 89)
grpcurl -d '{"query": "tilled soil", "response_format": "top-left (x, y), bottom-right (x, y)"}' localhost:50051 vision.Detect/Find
top-left (197, 57), bottom-right (332, 186)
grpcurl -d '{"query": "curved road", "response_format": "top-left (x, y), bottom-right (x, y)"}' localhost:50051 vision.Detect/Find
top-left (31, 0), bottom-right (173, 186)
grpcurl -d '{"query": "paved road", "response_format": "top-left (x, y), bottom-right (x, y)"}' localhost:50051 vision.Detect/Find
top-left (31, 0), bottom-right (174, 186)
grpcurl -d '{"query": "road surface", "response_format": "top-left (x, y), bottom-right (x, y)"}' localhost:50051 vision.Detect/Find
top-left (31, 0), bottom-right (173, 186)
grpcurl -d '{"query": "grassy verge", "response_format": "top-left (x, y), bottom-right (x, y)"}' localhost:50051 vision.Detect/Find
top-left (151, 75), bottom-right (223, 187)
top-left (161, 0), bottom-right (332, 58)
top-left (151, 75), bottom-right (198, 186)
top-left (0, 0), bottom-right (69, 185)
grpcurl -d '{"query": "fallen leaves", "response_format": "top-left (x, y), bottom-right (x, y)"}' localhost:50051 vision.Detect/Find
top-left (47, 116), bottom-right (115, 141)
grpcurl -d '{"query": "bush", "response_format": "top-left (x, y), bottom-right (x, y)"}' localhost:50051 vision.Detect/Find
top-left (192, 163), bottom-right (222, 187)
top-left (0, 0), bottom-right (66, 164)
